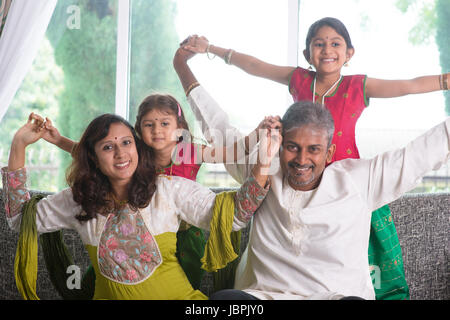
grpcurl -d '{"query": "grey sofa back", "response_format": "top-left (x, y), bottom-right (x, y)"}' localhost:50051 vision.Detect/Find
top-left (0, 189), bottom-right (448, 300)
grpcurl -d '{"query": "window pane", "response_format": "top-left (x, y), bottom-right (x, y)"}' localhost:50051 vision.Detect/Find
top-left (129, 0), bottom-right (290, 187)
top-left (0, 0), bottom-right (118, 191)
top-left (298, 0), bottom-right (449, 193)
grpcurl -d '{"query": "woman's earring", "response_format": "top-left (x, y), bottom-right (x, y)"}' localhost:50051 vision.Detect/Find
top-left (344, 61), bottom-right (349, 67)
top-left (308, 65), bottom-right (313, 71)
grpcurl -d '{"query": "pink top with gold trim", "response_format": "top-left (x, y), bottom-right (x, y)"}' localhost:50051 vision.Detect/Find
top-left (289, 67), bottom-right (369, 163)
top-left (160, 143), bottom-right (201, 181)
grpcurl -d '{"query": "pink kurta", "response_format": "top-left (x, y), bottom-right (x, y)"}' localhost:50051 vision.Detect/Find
top-left (160, 143), bottom-right (201, 180)
top-left (289, 67), bottom-right (369, 163)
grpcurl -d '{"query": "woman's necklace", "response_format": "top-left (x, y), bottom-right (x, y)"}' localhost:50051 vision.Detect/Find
top-left (313, 75), bottom-right (342, 104)
top-left (111, 193), bottom-right (128, 207)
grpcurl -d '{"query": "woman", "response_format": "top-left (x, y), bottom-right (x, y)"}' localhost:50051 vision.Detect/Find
top-left (2, 112), bottom-right (280, 299)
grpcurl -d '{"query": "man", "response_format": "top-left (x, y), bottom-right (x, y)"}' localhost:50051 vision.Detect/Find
top-left (174, 47), bottom-right (450, 300)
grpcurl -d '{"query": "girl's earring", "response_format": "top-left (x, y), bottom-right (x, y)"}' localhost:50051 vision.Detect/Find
top-left (344, 61), bottom-right (349, 67)
top-left (308, 65), bottom-right (313, 71)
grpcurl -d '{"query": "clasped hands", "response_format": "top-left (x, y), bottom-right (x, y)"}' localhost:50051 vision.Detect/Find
top-left (12, 113), bottom-right (61, 148)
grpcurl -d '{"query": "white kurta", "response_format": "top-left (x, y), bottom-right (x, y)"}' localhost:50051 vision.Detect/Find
top-left (188, 85), bottom-right (450, 300)
top-left (5, 175), bottom-right (250, 244)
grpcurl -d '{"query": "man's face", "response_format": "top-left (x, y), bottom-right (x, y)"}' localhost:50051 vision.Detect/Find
top-left (280, 124), bottom-right (335, 191)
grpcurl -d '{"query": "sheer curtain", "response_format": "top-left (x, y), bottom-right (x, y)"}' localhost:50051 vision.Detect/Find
top-left (0, 0), bottom-right (57, 122)
top-left (0, 0), bottom-right (12, 36)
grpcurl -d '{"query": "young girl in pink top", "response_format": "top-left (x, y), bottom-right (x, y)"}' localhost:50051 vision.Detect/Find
top-left (181, 17), bottom-right (449, 299)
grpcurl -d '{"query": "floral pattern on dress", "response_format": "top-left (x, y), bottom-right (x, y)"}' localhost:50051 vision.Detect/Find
top-left (98, 207), bottom-right (162, 284)
top-left (234, 175), bottom-right (269, 223)
top-left (1, 167), bottom-right (30, 218)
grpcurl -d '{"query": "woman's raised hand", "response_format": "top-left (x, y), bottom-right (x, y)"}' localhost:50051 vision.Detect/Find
top-left (12, 113), bottom-right (48, 148)
top-left (9, 113), bottom-right (51, 170)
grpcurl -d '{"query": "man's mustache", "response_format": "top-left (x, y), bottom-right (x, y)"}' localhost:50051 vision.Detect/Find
top-left (288, 161), bottom-right (314, 170)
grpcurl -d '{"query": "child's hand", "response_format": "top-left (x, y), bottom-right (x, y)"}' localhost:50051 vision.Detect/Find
top-left (255, 116), bottom-right (282, 140)
top-left (12, 113), bottom-right (47, 148)
top-left (182, 35), bottom-right (209, 54)
top-left (42, 117), bottom-right (62, 145)
top-left (253, 125), bottom-right (282, 181)
top-left (259, 126), bottom-right (282, 165)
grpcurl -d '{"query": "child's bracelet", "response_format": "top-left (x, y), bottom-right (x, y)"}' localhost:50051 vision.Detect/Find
top-left (185, 81), bottom-right (200, 96)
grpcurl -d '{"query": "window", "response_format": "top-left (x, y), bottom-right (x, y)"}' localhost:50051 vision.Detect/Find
top-left (0, 0), bottom-right (119, 191)
top-left (128, 0), bottom-right (292, 187)
top-left (173, 0), bottom-right (292, 186)
top-left (1, 0), bottom-right (447, 193)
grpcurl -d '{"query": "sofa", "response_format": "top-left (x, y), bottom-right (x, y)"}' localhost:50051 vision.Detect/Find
top-left (0, 188), bottom-right (448, 300)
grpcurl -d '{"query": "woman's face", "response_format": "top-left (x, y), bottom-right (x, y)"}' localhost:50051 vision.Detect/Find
top-left (93, 122), bottom-right (139, 187)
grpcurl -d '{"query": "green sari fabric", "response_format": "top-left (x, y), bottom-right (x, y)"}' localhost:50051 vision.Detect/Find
top-left (40, 231), bottom-right (95, 300)
top-left (175, 226), bottom-right (206, 289)
top-left (201, 191), bottom-right (239, 272)
top-left (200, 191), bottom-right (242, 292)
top-left (14, 195), bottom-right (43, 300)
top-left (369, 205), bottom-right (409, 300)
top-left (14, 194), bottom-right (94, 300)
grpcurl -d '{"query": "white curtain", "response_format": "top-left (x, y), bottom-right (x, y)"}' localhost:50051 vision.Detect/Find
top-left (0, 0), bottom-right (13, 36)
top-left (0, 0), bottom-right (57, 122)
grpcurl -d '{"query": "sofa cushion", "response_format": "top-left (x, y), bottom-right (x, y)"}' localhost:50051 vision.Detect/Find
top-left (0, 189), bottom-right (448, 300)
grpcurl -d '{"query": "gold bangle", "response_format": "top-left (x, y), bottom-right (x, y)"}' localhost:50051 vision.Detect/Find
top-left (224, 49), bottom-right (234, 65)
top-left (185, 81), bottom-right (200, 96)
top-left (206, 44), bottom-right (216, 60)
top-left (443, 73), bottom-right (448, 90)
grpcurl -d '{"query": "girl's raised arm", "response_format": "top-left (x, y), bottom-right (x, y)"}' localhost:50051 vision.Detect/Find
top-left (366, 73), bottom-right (449, 99)
top-left (42, 118), bottom-right (77, 154)
top-left (182, 35), bottom-right (295, 86)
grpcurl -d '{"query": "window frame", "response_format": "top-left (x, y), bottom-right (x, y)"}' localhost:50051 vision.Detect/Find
top-left (115, 0), bottom-right (131, 119)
